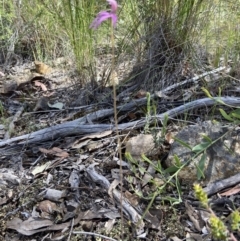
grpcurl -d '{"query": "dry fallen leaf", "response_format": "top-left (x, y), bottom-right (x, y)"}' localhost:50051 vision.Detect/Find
top-left (165, 132), bottom-right (174, 144)
top-left (48, 102), bottom-right (64, 110)
top-left (39, 147), bottom-right (69, 158)
top-left (135, 89), bottom-right (147, 98)
top-left (7, 217), bottom-right (53, 236)
top-left (220, 184), bottom-right (240, 196)
top-left (0, 71), bottom-right (5, 77)
top-left (185, 201), bottom-right (204, 232)
top-left (31, 161), bottom-right (51, 176)
top-left (80, 130), bottom-right (112, 141)
top-left (37, 200), bottom-right (58, 214)
top-left (34, 61), bottom-right (52, 75)
top-left (124, 191), bottom-right (140, 206)
top-left (34, 80), bottom-right (47, 91)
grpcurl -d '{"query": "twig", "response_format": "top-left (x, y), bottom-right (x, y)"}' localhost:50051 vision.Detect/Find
top-left (4, 105), bottom-right (24, 140)
top-left (161, 66), bottom-right (226, 94)
top-left (66, 218), bottom-right (74, 241)
top-left (72, 231), bottom-right (117, 241)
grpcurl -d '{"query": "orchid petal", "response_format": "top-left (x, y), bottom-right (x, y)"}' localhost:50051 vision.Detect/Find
top-left (107, 0), bottom-right (118, 13)
top-left (90, 11), bottom-right (117, 29)
top-left (110, 13), bottom-right (118, 27)
top-left (90, 11), bottom-right (111, 29)
top-left (90, 0), bottom-right (118, 29)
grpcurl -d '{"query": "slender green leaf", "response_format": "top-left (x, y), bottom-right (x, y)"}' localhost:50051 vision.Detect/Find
top-left (230, 108), bottom-right (240, 115)
top-left (219, 108), bottom-right (234, 122)
top-left (173, 154), bottom-right (182, 167)
top-left (202, 135), bottom-right (212, 143)
top-left (215, 97), bottom-right (225, 105)
top-left (218, 87), bottom-right (222, 96)
top-left (196, 153), bottom-right (206, 180)
top-left (201, 87), bottom-right (212, 98)
top-left (161, 196), bottom-right (181, 205)
top-left (175, 177), bottom-right (182, 197)
top-left (164, 165), bottom-right (179, 173)
top-left (230, 112), bottom-right (240, 120)
top-left (192, 141), bottom-right (210, 153)
top-left (174, 137), bottom-right (192, 150)
top-left (139, 166), bottom-right (146, 175)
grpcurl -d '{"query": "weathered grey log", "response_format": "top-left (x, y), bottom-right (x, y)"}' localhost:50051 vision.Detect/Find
top-left (1, 97), bottom-right (240, 149)
top-left (203, 172), bottom-right (240, 196)
top-left (161, 66), bottom-right (225, 94)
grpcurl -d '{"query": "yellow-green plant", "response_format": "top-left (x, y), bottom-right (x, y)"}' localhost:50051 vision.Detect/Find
top-left (194, 184), bottom-right (240, 241)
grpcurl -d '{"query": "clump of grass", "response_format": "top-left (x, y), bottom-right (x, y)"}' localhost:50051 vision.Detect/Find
top-left (39, 0), bottom-right (96, 75)
top-left (0, 0), bottom-right (69, 63)
top-left (0, 1), bottom-right (16, 63)
top-left (201, 1), bottom-right (240, 66)
top-left (123, 0), bottom-right (215, 91)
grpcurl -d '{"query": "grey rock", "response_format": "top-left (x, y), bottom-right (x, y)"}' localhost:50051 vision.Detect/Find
top-left (166, 121), bottom-right (240, 184)
top-left (125, 133), bottom-right (161, 161)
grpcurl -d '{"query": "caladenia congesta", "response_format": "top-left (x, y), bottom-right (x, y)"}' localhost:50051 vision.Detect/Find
top-left (89, 0), bottom-right (119, 134)
top-left (90, 0), bottom-right (123, 233)
top-left (90, 0), bottom-right (118, 92)
top-left (90, 0), bottom-right (118, 29)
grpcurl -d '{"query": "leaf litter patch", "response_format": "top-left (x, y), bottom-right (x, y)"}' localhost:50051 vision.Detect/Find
top-left (1, 52), bottom-right (240, 240)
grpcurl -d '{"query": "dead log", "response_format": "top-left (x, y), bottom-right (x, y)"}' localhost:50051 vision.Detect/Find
top-left (1, 96), bottom-right (240, 150)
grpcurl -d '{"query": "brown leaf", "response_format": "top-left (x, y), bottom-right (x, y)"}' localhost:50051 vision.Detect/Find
top-left (37, 200), bottom-right (58, 214)
top-left (39, 147), bottom-right (69, 158)
top-left (220, 184), bottom-right (240, 196)
top-left (165, 132), bottom-right (174, 144)
top-left (128, 112), bottom-right (137, 120)
top-left (124, 191), bottom-right (140, 206)
top-left (80, 130), bottom-right (112, 141)
top-left (135, 89), bottom-right (147, 98)
top-left (34, 80), bottom-right (47, 91)
top-left (185, 201), bottom-right (204, 232)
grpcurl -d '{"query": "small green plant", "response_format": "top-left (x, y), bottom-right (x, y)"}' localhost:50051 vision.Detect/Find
top-left (143, 92), bottom-right (158, 133)
top-left (0, 101), bottom-right (5, 117)
top-left (202, 87), bottom-right (240, 124)
top-left (125, 152), bottom-right (183, 215)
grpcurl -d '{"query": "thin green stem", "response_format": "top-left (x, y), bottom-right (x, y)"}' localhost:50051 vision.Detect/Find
top-left (110, 24), bottom-right (123, 238)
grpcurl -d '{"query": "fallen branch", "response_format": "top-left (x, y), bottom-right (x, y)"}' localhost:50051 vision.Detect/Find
top-left (203, 172), bottom-right (240, 196)
top-left (161, 66), bottom-right (226, 94)
top-left (1, 96), bottom-right (240, 150)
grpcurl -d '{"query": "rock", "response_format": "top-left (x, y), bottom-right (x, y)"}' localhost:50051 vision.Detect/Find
top-left (166, 121), bottom-right (240, 184)
top-left (125, 134), bottom-right (161, 160)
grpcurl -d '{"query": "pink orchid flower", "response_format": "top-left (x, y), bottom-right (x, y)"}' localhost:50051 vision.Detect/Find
top-left (90, 0), bottom-right (118, 29)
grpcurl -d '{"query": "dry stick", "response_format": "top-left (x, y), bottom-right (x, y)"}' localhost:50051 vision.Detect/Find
top-left (72, 231), bottom-right (117, 241)
top-left (1, 97), bottom-right (240, 148)
top-left (66, 218), bottom-right (74, 241)
top-left (4, 105), bottom-right (24, 140)
top-left (161, 66), bottom-right (226, 94)
top-left (203, 172), bottom-right (240, 196)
